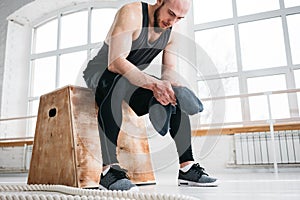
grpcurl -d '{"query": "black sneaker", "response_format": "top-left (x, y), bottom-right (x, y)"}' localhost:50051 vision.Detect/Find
top-left (99, 165), bottom-right (139, 191)
top-left (178, 163), bottom-right (219, 187)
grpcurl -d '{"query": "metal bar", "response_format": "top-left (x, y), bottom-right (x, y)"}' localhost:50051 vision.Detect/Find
top-left (240, 134), bottom-right (244, 164)
top-left (265, 132), bottom-right (270, 164)
top-left (266, 93), bottom-right (278, 173)
top-left (278, 131), bottom-right (283, 162)
top-left (246, 134), bottom-right (250, 164)
top-left (291, 131), bottom-right (297, 162)
top-left (252, 132), bottom-right (257, 164)
top-left (284, 130), bottom-right (290, 163)
top-left (258, 132), bottom-right (262, 163)
top-left (23, 144), bottom-right (27, 170)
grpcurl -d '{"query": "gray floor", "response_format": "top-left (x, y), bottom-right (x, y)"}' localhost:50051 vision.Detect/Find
top-left (1, 170), bottom-right (300, 200)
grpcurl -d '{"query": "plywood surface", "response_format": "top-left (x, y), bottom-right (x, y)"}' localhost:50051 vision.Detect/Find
top-left (27, 85), bottom-right (154, 187)
top-left (28, 86), bottom-right (76, 186)
top-left (118, 102), bottom-right (155, 183)
top-left (69, 86), bottom-right (102, 187)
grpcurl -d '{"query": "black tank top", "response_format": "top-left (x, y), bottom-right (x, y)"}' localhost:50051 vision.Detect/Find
top-left (83, 2), bottom-right (172, 89)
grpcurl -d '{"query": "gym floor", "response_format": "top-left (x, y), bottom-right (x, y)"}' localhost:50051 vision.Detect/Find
top-left (1, 170), bottom-right (300, 200)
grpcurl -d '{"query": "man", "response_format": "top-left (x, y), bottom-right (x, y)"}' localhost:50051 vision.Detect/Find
top-left (83, 0), bottom-right (219, 191)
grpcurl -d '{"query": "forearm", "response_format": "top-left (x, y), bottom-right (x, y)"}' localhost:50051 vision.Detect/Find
top-left (124, 67), bottom-right (161, 90)
top-left (108, 58), bottom-right (159, 90)
top-left (108, 58), bottom-right (176, 105)
top-left (161, 66), bottom-right (183, 86)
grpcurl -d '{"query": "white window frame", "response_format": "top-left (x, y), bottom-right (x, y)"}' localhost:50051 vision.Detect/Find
top-left (193, 0), bottom-right (300, 126)
top-left (29, 3), bottom-right (121, 97)
top-left (27, 3), bottom-right (123, 136)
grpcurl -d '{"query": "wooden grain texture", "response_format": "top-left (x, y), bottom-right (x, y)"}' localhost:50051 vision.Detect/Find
top-left (117, 102), bottom-right (155, 183)
top-left (27, 86), bottom-right (102, 188)
top-left (69, 86), bottom-right (102, 188)
top-left (27, 85), bottom-right (154, 187)
top-left (28, 86), bottom-right (77, 186)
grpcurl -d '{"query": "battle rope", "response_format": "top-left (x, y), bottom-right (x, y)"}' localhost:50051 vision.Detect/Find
top-left (0, 184), bottom-right (198, 200)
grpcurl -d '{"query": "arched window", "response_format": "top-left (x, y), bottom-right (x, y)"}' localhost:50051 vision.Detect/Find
top-left (28, 5), bottom-right (118, 135)
top-left (1, 1), bottom-right (124, 138)
top-left (2, 0), bottom-right (193, 138)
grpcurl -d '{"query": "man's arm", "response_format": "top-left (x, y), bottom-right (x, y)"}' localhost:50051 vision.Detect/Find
top-left (162, 28), bottom-right (184, 87)
top-left (162, 42), bottom-right (180, 86)
top-left (106, 4), bottom-right (176, 106)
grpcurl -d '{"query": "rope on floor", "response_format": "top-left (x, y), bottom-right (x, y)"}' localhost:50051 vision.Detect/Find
top-left (0, 184), bottom-right (198, 200)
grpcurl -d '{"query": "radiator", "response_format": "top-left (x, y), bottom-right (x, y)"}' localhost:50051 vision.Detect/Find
top-left (234, 130), bottom-right (300, 165)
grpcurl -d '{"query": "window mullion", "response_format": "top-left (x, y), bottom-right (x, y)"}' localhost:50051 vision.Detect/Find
top-left (28, 28), bottom-right (37, 99)
top-left (232, 0), bottom-right (251, 123)
top-left (279, 0), bottom-right (293, 69)
top-left (56, 13), bottom-right (62, 88)
top-left (279, 0), bottom-right (299, 117)
top-left (27, 27), bottom-right (37, 120)
top-left (26, 28), bottom-right (37, 137)
top-left (88, 7), bottom-right (92, 60)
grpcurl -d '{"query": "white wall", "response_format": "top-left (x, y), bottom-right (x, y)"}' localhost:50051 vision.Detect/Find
top-left (0, 0), bottom-right (34, 118)
top-left (0, 21), bottom-right (31, 138)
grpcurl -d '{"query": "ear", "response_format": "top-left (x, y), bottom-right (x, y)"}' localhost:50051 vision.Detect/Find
top-left (157, 0), bottom-right (164, 6)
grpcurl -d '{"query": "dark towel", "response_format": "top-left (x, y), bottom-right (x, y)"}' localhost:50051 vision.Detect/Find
top-left (148, 98), bottom-right (176, 136)
top-left (173, 86), bottom-right (203, 114)
top-left (149, 86), bottom-right (203, 136)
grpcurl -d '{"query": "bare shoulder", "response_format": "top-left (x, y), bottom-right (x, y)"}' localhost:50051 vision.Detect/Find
top-left (105, 2), bottom-right (143, 42)
top-left (115, 2), bottom-right (142, 29)
top-left (121, 2), bottom-right (141, 13)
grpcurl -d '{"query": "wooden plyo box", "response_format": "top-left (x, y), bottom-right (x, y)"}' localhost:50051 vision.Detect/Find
top-left (28, 86), bottom-right (102, 188)
top-left (118, 102), bottom-right (155, 183)
top-left (28, 85), bottom-right (154, 188)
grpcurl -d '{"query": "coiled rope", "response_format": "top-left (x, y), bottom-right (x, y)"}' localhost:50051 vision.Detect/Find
top-left (0, 184), bottom-right (198, 200)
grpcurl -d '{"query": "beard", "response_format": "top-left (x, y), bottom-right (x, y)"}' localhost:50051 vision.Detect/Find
top-left (153, 3), bottom-right (165, 33)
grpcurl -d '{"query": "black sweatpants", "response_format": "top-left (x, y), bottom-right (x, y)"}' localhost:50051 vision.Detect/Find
top-left (95, 69), bottom-right (194, 166)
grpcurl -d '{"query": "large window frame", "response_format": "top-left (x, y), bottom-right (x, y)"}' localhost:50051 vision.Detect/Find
top-left (27, 2), bottom-right (121, 136)
top-left (193, 0), bottom-right (300, 127)
top-left (3, 0), bottom-right (300, 138)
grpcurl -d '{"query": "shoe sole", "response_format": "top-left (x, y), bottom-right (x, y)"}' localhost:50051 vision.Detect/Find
top-left (178, 179), bottom-right (220, 187)
top-left (99, 184), bottom-right (140, 192)
top-left (129, 186), bottom-right (140, 192)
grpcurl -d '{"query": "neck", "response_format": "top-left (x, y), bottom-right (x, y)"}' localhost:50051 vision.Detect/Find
top-left (147, 4), bottom-right (157, 27)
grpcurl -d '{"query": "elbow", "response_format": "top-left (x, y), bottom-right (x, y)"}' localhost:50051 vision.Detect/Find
top-left (107, 64), bottom-right (116, 73)
top-left (107, 59), bottom-right (119, 73)
top-left (107, 57), bottom-right (126, 74)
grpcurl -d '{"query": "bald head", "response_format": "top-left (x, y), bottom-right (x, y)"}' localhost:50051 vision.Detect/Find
top-left (164, 0), bottom-right (191, 14)
top-left (152, 0), bottom-right (191, 32)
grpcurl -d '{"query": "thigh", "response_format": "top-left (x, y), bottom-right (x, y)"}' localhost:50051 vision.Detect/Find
top-left (127, 87), bottom-right (154, 116)
top-left (95, 69), bottom-right (120, 107)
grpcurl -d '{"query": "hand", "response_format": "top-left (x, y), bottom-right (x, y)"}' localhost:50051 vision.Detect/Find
top-left (152, 80), bottom-right (177, 106)
top-left (170, 81), bottom-right (182, 87)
